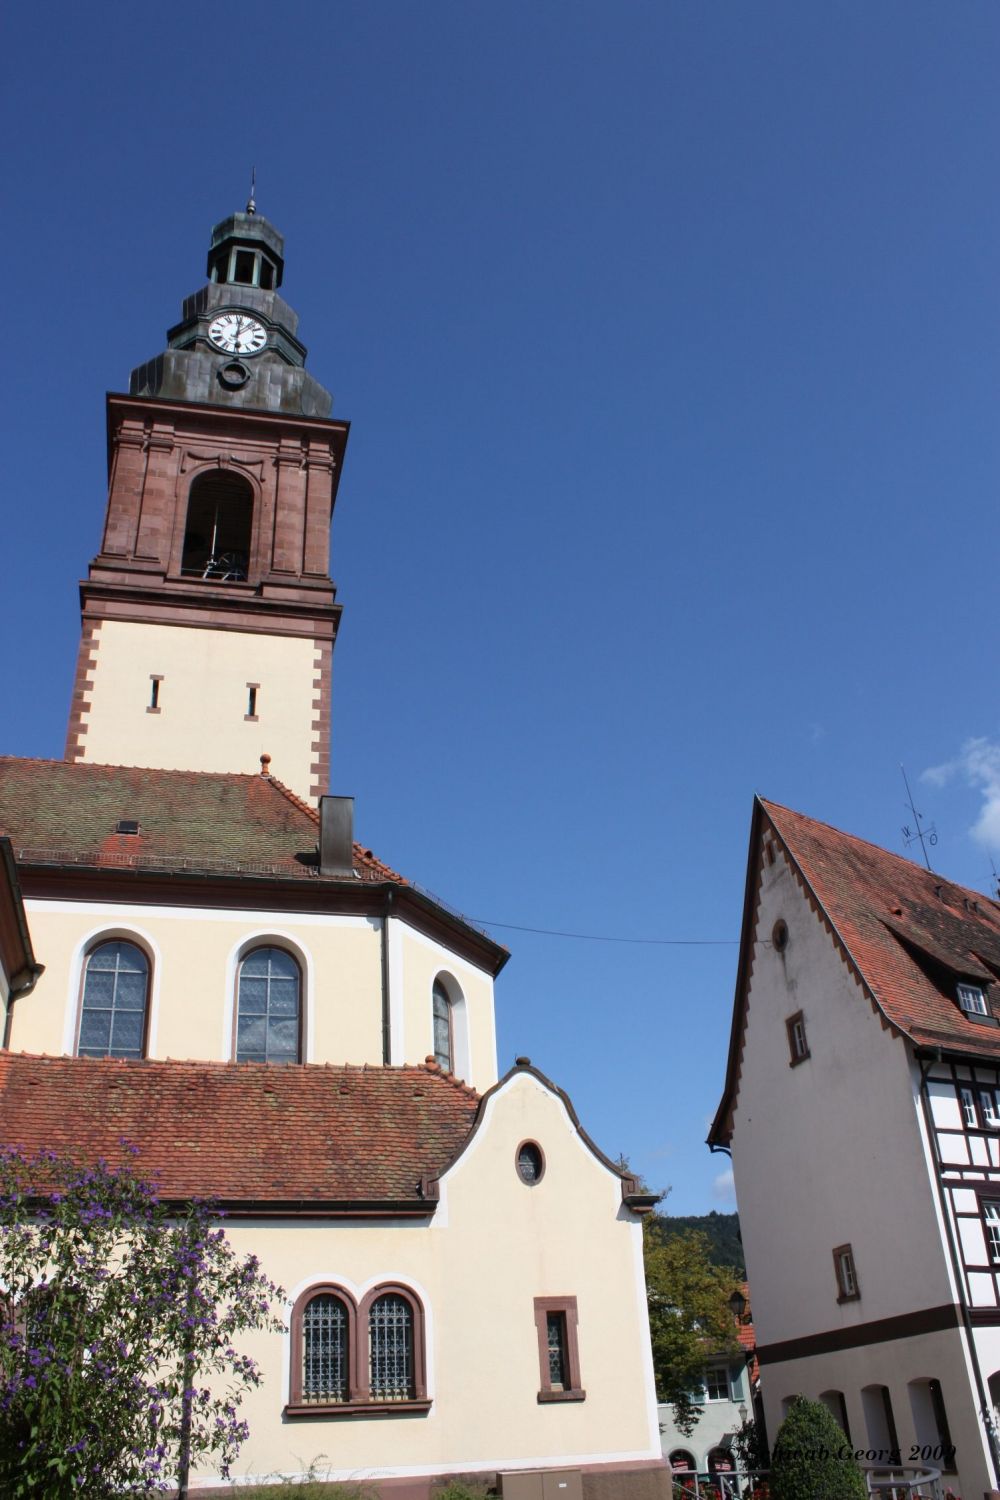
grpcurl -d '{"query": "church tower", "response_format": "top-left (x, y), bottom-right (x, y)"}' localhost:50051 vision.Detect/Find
top-left (65, 202), bottom-right (349, 802)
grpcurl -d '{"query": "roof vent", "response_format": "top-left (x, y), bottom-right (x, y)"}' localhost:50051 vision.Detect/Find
top-left (115, 820), bottom-right (140, 836)
top-left (319, 795), bottom-right (355, 878)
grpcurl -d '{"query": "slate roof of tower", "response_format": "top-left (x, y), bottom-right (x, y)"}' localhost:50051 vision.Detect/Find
top-left (0, 758), bottom-right (404, 884)
top-left (0, 1053), bottom-right (479, 1206)
top-left (710, 797), bottom-right (1000, 1146)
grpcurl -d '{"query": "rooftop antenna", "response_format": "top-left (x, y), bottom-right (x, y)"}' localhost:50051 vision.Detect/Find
top-left (901, 763), bottom-right (938, 871)
top-left (246, 166), bottom-right (256, 216)
top-left (989, 858), bottom-right (1000, 902)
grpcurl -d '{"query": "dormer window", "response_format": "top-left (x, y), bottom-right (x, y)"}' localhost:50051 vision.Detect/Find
top-left (958, 983), bottom-right (988, 1017)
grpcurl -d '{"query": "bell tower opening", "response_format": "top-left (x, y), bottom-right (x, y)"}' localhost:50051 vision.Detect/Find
top-left (181, 471), bottom-right (253, 582)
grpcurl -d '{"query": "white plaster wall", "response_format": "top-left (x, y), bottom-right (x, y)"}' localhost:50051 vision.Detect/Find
top-left (188, 1071), bottom-right (662, 1486)
top-left (757, 1328), bottom-right (992, 1500)
top-left (731, 846), bottom-right (955, 1354)
top-left (79, 620), bottom-right (320, 803)
top-left (656, 1362), bottom-right (750, 1469)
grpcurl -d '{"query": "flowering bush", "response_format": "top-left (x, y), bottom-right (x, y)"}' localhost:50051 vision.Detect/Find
top-left (0, 1146), bottom-right (284, 1496)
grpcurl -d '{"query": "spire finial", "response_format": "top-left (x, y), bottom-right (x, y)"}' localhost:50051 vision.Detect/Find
top-left (246, 166), bottom-right (257, 216)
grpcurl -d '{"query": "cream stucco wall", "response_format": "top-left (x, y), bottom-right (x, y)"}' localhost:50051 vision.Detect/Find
top-left (79, 620), bottom-right (320, 803)
top-left (191, 1070), bottom-right (661, 1487)
top-left (390, 918), bottom-right (498, 1090)
top-left (14, 900), bottom-right (497, 1091)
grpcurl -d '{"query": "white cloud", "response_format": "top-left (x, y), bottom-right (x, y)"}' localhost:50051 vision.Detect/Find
top-left (923, 737), bottom-right (1000, 849)
top-left (712, 1168), bottom-right (735, 1204)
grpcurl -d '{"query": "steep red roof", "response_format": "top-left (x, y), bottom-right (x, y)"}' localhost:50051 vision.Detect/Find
top-left (0, 1053), bottom-right (479, 1209)
top-left (762, 798), bottom-right (1000, 1054)
top-left (0, 757), bottom-right (404, 885)
top-left (710, 798), bottom-right (1000, 1147)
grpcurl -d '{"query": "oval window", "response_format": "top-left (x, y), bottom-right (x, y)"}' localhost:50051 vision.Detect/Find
top-left (516, 1141), bottom-right (544, 1185)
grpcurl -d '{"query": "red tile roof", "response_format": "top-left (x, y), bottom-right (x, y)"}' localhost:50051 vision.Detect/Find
top-left (0, 757), bottom-right (404, 885)
top-left (762, 798), bottom-right (1000, 1052)
top-left (710, 798), bottom-right (1000, 1147)
top-left (0, 1053), bottom-right (479, 1208)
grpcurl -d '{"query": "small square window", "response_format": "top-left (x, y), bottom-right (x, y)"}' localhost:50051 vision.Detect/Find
top-left (958, 983), bottom-right (989, 1017)
top-left (786, 1011), bottom-right (809, 1066)
top-left (704, 1366), bottom-right (730, 1402)
top-left (833, 1244), bottom-right (859, 1302)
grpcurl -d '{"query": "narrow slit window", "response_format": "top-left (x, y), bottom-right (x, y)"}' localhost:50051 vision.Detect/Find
top-left (246, 683), bottom-right (259, 721)
top-left (148, 676), bottom-right (162, 713)
top-left (834, 1244), bottom-right (860, 1302)
top-left (546, 1313), bottom-right (568, 1389)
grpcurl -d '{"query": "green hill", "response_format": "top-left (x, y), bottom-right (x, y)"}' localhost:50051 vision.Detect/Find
top-left (649, 1210), bottom-right (744, 1274)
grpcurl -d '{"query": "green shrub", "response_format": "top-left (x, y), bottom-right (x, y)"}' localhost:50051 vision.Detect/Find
top-left (432, 1482), bottom-right (495, 1500)
top-left (771, 1396), bottom-right (866, 1500)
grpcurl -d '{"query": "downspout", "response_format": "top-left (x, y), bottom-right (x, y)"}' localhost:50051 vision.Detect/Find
top-left (917, 1047), bottom-right (1000, 1488)
top-left (380, 888), bottom-right (394, 1065)
top-left (2, 963), bottom-right (45, 1051)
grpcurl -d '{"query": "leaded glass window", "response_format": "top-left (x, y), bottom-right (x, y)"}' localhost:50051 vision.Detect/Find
top-left (236, 947), bottom-right (300, 1064)
top-left (517, 1142), bottom-right (544, 1184)
top-left (546, 1311), bottom-right (568, 1389)
top-left (302, 1293), bottom-right (349, 1403)
top-left (78, 941), bottom-right (149, 1059)
top-left (369, 1293), bottom-right (414, 1401)
top-left (432, 980), bottom-right (452, 1071)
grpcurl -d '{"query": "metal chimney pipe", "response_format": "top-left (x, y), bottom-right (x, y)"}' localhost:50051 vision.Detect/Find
top-left (319, 795), bottom-right (355, 877)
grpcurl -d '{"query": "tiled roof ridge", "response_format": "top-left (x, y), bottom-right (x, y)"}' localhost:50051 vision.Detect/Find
top-left (0, 1050), bottom-right (477, 1090)
top-left (263, 773), bottom-right (320, 824)
top-left (762, 797), bottom-right (1000, 914)
top-left (0, 754), bottom-right (257, 781)
top-left (262, 773), bottom-right (407, 884)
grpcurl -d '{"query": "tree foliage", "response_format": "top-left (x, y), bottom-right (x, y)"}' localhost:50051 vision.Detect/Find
top-left (0, 1147), bottom-right (284, 1497)
top-left (771, 1397), bottom-right (866, 1500)
top-left (642, 1220), bottom-right (742, 1436)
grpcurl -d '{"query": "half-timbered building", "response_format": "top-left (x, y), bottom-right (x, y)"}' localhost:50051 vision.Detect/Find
top-left (710, 797), bottom-right (1000, 1500)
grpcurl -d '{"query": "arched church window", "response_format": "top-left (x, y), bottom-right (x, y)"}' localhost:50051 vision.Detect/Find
top-left (432, 979), bottom-right (453, 1071)
top-left (368, 1292), bottom-right (416, 1402)
top-left (236, 947), bottom-right (301, 1064)
top-left (181, 470), bottom-right (253, 582)
top-left (301, 1291), bottom-right (351, 1404)
top-left (77, 940), bottom-right (149, 1059)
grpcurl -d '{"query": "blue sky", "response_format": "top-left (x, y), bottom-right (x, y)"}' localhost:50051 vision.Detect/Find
top-left (4, 2), bottom-right (1000, 1215)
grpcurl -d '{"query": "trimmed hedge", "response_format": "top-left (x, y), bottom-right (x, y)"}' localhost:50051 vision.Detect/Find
top-left (771, 1396), bottom-right (867, 1500)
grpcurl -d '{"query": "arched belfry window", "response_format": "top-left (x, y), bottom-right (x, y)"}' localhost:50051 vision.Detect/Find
top-left (77, 940), bottom-right (149, 1059)
top-left (236, 947), bottom-right (301, 1064)
top-left (181, 469), bottom-right (253, 582)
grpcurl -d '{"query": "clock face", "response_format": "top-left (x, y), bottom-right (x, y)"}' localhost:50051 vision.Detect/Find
top-left (208, 313), bottom-right (267, 356)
